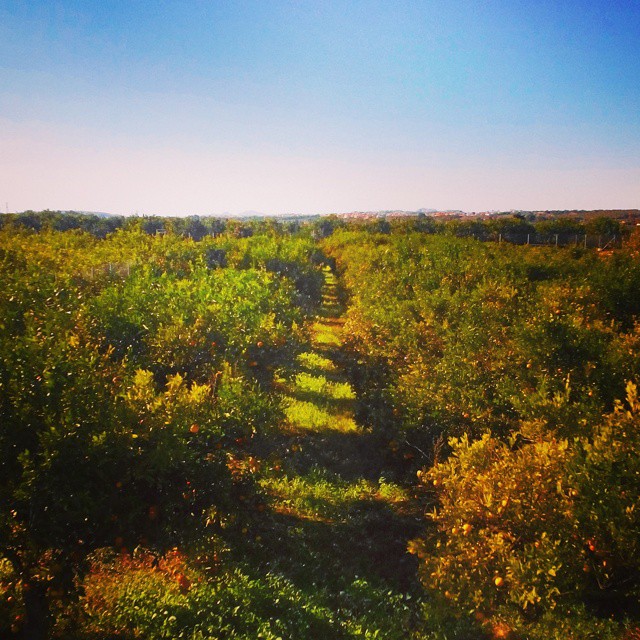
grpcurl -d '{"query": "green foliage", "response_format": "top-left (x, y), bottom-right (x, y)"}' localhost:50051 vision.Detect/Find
top-left (0, 225), bottom-right (314, 637)
top-left (78, 547), bottom-right (422, 640)
top-left (324, 227), bottom-right (640, 635)
top-left (87, 265), bottom-right (303, 380)
top-left (323, 231), bottom-right (639, 442)
top-left (2, 218), bottom-right (640, 638)
top-left (411, 383), bottom-right (640, 637)
top-left (214, 233), bottom-right (325, 310)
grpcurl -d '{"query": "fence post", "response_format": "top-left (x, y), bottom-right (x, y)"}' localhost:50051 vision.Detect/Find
top-left (555, 234), bottom-right (558, 247)
top-left (527, 233), bottom-right (530, 245)
top-left (584, 235), bottom-right (587, 249)
top-left (499, 233), bottom-right (502, 244)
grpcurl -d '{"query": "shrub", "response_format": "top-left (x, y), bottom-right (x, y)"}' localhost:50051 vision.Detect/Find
top-left (411, 383), bottom-right (640, 638)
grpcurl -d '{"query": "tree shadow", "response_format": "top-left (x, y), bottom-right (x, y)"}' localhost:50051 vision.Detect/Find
top-left (231, 492), bottom-right (424, 600)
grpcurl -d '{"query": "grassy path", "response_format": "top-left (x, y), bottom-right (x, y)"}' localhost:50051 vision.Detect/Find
top-left (233, 270), bottom-right (429, 639)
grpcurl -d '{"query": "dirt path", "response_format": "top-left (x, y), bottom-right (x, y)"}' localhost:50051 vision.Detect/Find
top-left (237, 269), bottom-right (428, 638)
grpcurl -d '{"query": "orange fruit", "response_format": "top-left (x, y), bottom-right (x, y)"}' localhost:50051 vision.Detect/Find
top-left (176, 573), bottom-right (191, 593)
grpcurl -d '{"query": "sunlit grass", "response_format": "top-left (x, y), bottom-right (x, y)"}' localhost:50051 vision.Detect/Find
top-left (293, 371), bottom-right (355, 402)
top-left (284, 397), bottom-right (333, 430)
top-left (311, 321), bottom-right (342, 347)
top-left (284, 398), bottom-right (358, 433)
top-left (296, 351), bottom-right (337, 373)
top-left (283, 341), bottom-right (356, 432)
top-left (260, 466), bottom-right (408, 522)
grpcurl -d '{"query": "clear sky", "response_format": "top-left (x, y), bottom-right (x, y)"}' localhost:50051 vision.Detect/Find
top-left (1, 0), bottom-right (639, 215)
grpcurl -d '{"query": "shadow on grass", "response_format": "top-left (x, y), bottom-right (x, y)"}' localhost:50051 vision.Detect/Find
top-left (317, 302), bottom-right (344, 318)
top-left (230, 494), bottom-right (424, 601)
top-left (251, 428), bottom-right (415, 484)
top-left (290, 362), bottom-right (345, 384)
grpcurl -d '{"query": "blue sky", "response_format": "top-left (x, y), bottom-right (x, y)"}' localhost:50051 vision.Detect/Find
top-left (1, 0), bottom-right (639, 215)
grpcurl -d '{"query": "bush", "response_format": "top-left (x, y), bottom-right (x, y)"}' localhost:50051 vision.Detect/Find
top-left (411, 383), bottom-right (640, 638)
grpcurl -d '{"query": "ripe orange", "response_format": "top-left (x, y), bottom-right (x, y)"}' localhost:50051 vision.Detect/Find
top-left (492, 622), bottom-right (511, 638)
top-left (190, 424), bottom-right (200, 434)
top-left (176, 573), bottom-right (191, 593)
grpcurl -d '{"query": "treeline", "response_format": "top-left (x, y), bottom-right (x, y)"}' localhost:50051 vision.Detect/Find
top-left (322, 229), bottom-right (640, 637)
top-left (1, 209), bottom-right (633, 244)
top-left (0, 211), bottom-right (259, 239)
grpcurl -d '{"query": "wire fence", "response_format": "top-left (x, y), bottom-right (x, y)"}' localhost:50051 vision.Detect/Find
top-left (456, 232), bottom-right (624, 250)
top-left (69, 263), bottom-right (134, 281)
